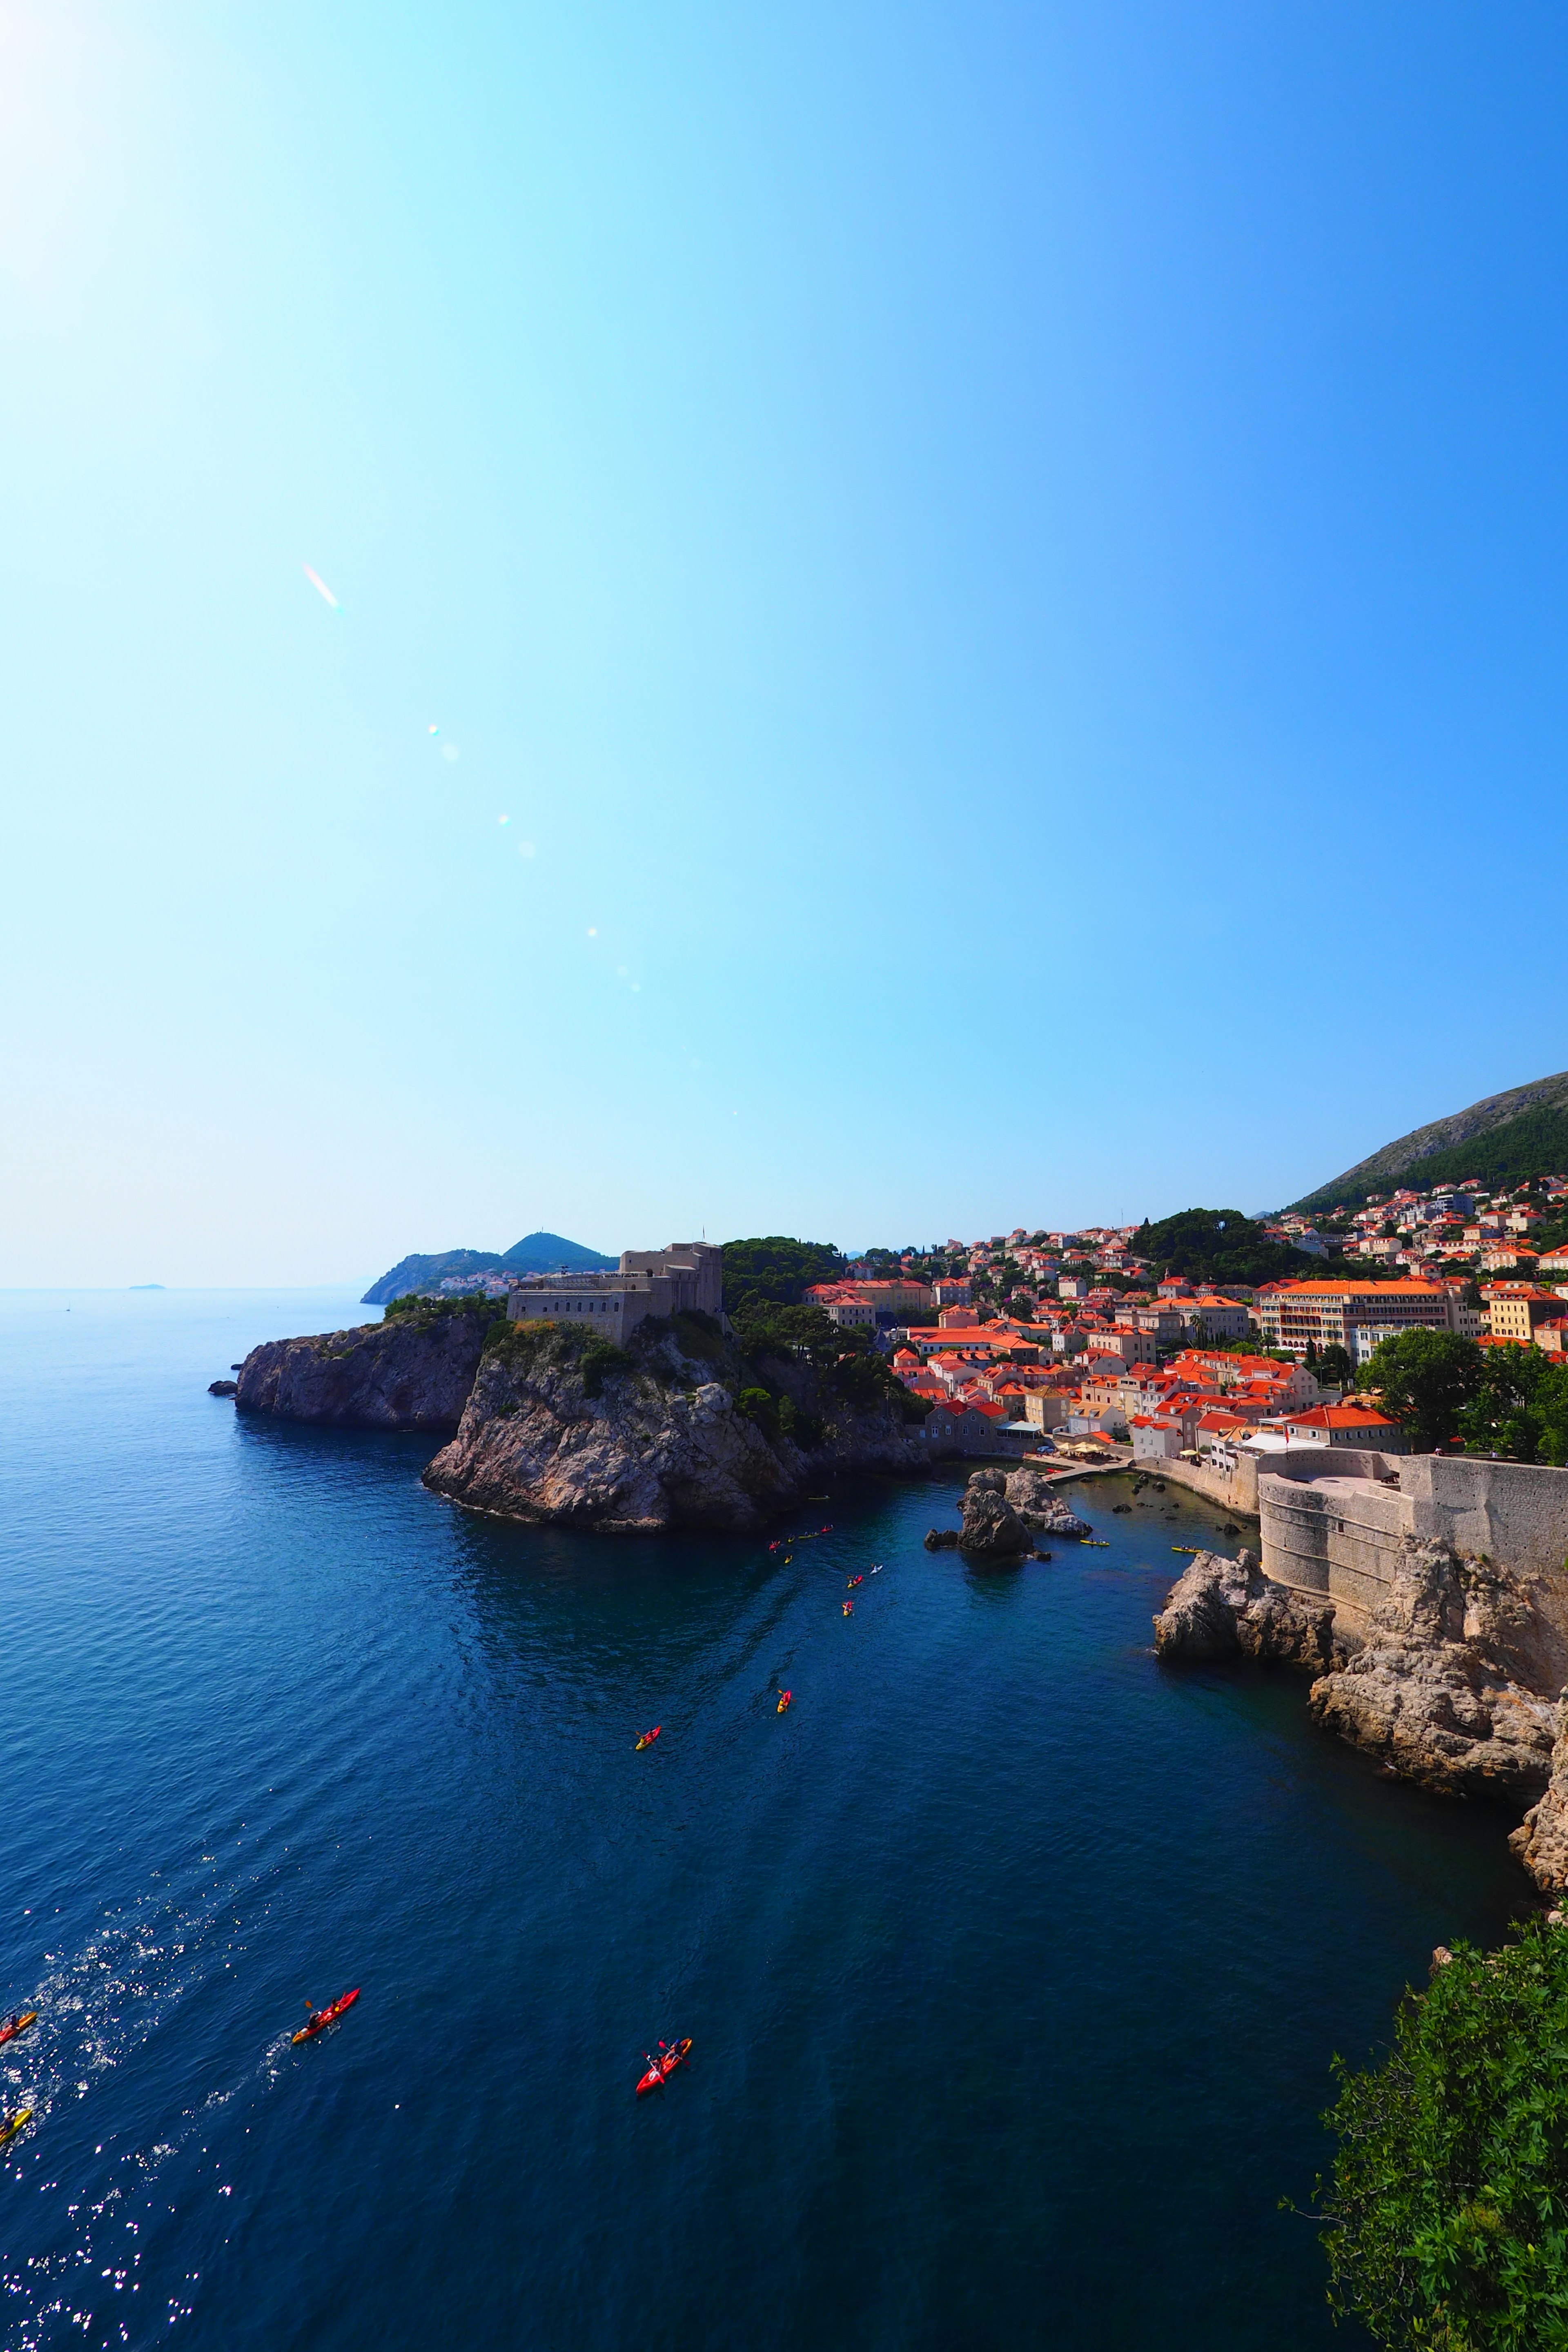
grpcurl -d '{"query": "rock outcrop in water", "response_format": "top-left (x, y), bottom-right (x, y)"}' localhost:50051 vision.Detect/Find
top-left (421, 1312), bottom-right (929, 1535)
top-left (924, 1469), bottom-right (1035, 1559)
top-left (1004, 1468), bottom-right (1093, 1540)
top-left (234, 1301), bottom-right (501, 1430)
top-left (1307, 1541), bottom-right (1557, 1806)
top-left (1154, 1550), bottom-right (1345, 1673)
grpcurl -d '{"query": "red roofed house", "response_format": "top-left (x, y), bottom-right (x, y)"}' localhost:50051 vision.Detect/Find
top-left (1282, 1404), bottom-right (1407, 1454)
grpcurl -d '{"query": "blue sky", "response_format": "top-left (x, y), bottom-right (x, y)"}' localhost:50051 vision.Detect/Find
top-left (4, 2), bottom-right (1568, 1284)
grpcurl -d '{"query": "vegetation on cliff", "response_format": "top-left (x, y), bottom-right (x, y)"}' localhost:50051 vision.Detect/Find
top-left (721, 1236), bottom-right (845, 1315)
top-left (481, 1298), bottom-right (924, 1438)
top-left (1318, 1911), bottom-right (1568, 2348)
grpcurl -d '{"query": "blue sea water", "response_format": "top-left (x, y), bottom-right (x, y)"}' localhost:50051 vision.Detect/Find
top-left (0, 1288), bottom-right (1529, 2352)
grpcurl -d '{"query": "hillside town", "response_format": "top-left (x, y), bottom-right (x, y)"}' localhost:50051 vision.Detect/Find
top-left (403, 1172), bottom-right (1568, 1472)
top-left (797, 1172), bottom-right (1568, 1470)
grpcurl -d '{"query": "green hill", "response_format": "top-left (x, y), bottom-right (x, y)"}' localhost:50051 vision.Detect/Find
top-left (1134, 1208), bottom-right (1330, 1289)
top-left (362, 1231), bottom-right (615, 1305)
top-left (1291, 1072), bottom-right (1568, 1213)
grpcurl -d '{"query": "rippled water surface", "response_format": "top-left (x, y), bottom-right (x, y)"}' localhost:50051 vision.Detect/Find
top-left (0, 1288), bottom-right (1529, 2350)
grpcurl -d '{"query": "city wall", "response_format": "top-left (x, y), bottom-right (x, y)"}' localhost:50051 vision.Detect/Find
top-left (1257, 1454), bottom-right (1568, 1661)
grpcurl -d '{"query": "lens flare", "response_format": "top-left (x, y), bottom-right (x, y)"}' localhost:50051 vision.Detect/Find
top-left (301, 564), bottom-right (341, 610)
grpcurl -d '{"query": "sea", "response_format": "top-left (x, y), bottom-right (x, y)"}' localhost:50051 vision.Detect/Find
top-left (0, 1287), bottom-right (1528, 2352)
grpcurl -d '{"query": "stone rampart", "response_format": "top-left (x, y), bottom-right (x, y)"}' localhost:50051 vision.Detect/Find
top-left (1258, 1452), bottom-right (1568, 1653)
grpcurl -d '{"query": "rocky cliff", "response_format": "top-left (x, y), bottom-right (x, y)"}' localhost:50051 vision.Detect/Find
top-left (1156, 1539), bottom-right (1564, 1851)
top-left (234, 1301), bottom-right (502, 1430)
top-left (421, 1312), bottom-right (930, 1534)
top-left (1307, 1541), bottom-right (1557, 1806)
top-left (1154, 1549), bottom-right (1346, 1674)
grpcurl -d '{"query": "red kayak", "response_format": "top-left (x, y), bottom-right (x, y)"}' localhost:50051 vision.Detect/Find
top-left (0, 2011), bottom-right (37, 2049)
top-left (636, 2037), bottom-right (693, 2096)
top-left (292, 1988), bottom-right (360, 2045)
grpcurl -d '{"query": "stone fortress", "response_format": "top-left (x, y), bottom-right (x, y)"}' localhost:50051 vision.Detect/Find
top-left (506, 1242), bottom-right (725, 1345)
top-left (1257, 1450), bottom-right (1568, 1664)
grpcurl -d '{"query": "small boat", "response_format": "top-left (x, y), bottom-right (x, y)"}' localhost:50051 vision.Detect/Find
top-left (0, 2108), bottom-right (33, 2148)
top-left (777, 1690), bottom-right (792, 1714)
top-left (1171, 1545), bottom-right (1201, 1555)
top-left (636, 2037), bottom-right (693, 2096)
top-left (0, 2012), bottom-right (37, 2049)
top-left (292, 1988), bottom-right (360, 2045)
top-left (842, 1600), bottom-right (853, 1617)
top-left (635, 1726), bottom-right (662, 1751)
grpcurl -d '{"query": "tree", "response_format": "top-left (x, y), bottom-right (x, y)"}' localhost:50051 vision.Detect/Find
top-left (1135, 1207), bottom-right (1324, 1288)
top-left (1361, 1329), bottom-right (1484, 1452)
top-left (1319, 1912), bottom-right (1568, 2347)
top-left (1317, 1343), bottom-right (1356, 1389)
top-left (1459, 1347), bottom-right (1568, 1467)
top-left (721, 1237), bottom-right (845, 1316)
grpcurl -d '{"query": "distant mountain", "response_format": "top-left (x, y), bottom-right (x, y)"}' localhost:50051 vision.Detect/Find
top-left (1290, 1071), bottom-right (1568, 1212)
top-left (362, 1231), bottom-right (616, 1306)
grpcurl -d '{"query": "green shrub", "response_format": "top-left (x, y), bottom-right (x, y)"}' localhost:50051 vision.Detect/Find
top-left (778, 1396), bottom-right (823, 1449)
top-left (1318, 1911), bottom-right (1568, 2346)
top-left (385, 1291), bottom-right (508, 1331)
top-left (580, 1339), bottom-right (633, 1398)
top-left (735, 1386), bottom-right (780, 1437)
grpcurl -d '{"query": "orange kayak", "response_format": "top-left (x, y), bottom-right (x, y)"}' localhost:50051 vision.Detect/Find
top-left (0, 2012), bottom-right (37, 2049)
top-left (636, 2037), bottom-right (693, 2096)
top-left (635, 1726), bottom-right (661, 1751)
top-left (777, 1690), bottom-right (792, 1714)
top-left (292, 1988), bottom-right (360, 2045)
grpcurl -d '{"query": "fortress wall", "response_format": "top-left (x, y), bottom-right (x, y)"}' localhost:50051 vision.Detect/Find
top-left (1256, 1451), bottom-right (1568, 1677)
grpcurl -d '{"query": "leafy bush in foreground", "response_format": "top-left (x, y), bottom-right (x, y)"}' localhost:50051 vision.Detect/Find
top-left (1319, 1912), bottom-right (1568, 2348)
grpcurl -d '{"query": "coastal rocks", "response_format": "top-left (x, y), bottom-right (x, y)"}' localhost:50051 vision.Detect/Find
top-left (956, 1474), bottom-right (1034, 1558)
top-left (1004, 1467), bottom-right (1092, 1539)
top-left (1509, 1700), bottom-right (1568, 1887)
top-left (422, 1317), bottom-right (930, 1535)
top-left (207, 1379), bottom-right (238, 1396)
top-left (1306, 1541), bottom-right (1557, 1806)
top-left (234, 1305), bottom-right (497, 1430)
top-left (923, 1470), bottom-right (1040, 1559)
top-left (1154, 1549), bottom-right (1343, 1672)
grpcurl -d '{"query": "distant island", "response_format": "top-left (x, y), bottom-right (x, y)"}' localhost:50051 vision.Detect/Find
top-left (129, 1283), bottom-right (166, 1291)
top-left (361, 1231), bottom-right (615, 1305)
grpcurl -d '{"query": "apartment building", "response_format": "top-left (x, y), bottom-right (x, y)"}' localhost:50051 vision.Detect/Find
top-left (1254, 1279), bottom-right (1452, 1359)
top-left (1483, 1283), bottom-right (1568, 1344)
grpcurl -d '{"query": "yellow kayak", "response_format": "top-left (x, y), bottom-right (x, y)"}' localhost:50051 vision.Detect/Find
top-left (0, 2109), bottom-right (33, 2148)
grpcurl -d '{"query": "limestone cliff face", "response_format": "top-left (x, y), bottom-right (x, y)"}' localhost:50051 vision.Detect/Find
top-left (1154, 1549), bottom-right (1347, 1675)
top-left (421, 1316), bottom-right (930, 1535)
top-left (1512, 1702), bottom-right (1568, 1887)
top-left (1306, 1542), bottom-right (1557, 1806)
top-left (234, 1305), bottom-right (498, 1431)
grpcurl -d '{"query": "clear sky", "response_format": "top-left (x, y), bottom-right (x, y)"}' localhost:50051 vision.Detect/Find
top-left (4, 1), bottom-right (1568, 1285)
